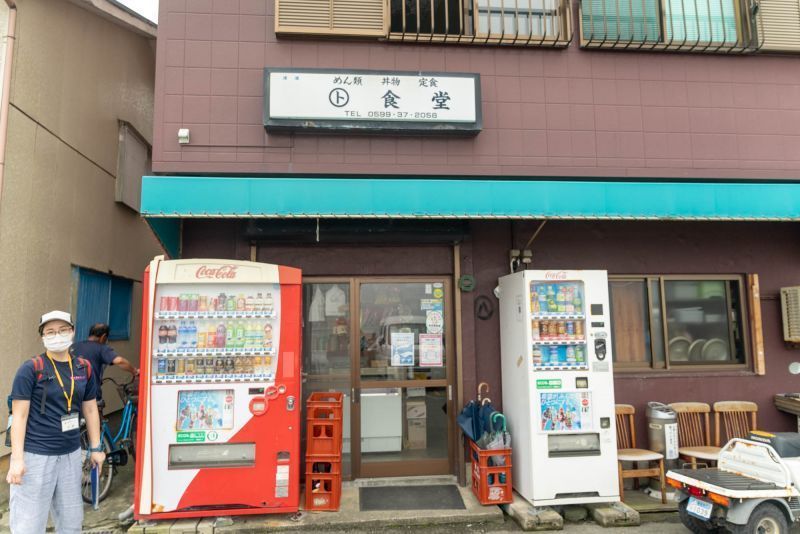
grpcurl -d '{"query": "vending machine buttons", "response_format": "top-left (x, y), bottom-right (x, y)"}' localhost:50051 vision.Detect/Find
top-left (249, 397), bottom-right (268, 415)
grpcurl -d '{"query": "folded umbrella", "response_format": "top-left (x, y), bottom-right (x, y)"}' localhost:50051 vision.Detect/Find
top-left (456, 400), bottom-right (481, 442)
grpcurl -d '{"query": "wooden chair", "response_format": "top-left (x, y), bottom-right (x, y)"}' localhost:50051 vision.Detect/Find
top-left (714, 401), bottom-right (758, 446)
top-left (669, 402), bottom-right (721, 468)
top-left (615, 404), bottom-right (666, 504)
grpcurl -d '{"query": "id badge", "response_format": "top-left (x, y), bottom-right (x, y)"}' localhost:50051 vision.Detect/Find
top-left (61, 412), bottom-right (79, 432)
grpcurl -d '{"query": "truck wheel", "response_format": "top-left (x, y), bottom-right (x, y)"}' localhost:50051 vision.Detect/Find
top-left (728, 503), bottom-right (789, 534)
top-left (679, 499), bottom-right (722, 533)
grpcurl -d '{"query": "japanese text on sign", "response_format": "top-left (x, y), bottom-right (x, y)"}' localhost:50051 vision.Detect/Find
top-left (266, 70), bottom-right (479, 128)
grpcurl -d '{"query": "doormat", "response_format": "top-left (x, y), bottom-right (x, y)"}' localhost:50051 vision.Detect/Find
top-left (359, 485), bottom-right (466, 511)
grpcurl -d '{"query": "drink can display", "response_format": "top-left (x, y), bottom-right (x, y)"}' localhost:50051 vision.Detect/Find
top-left (566, 346), bottom-right (576, 362)
top-left (549, 346), bottom-right (560, 363)
top-left (185, 357), bottom-right (195, 375)
top-left (533, 347), bottom-right (544, 365)
top-left (548, 321), bottom-right (558, 338)
top-left (166, 356), bottom-right (176, 375)
top-left (214, 356), bottom-right (225, 374)
top-left (566, 321), bottom-right (574, 337)
top-left (157, 356), bottom-right (166, 375)
top-left (557, 321), bottom-right (566, 338)
top-left (575, 345), bottom-right (585, 362)
top-left (199, 295), bottom-right (208, 312)
top-left (197, 331), bottom-right (207, 349)
top-left (160, 296), bottom-right (169, 311)
top-left (234, 357), bottom-right (245, 374)
top-left (175, 357), bottom-right (185, 375)
top-left (178, 294), bottom-right (188, 312)
top-left (575, 321), bottom-right (584, 338)
top-left (253, 355), bottom-right (263, 374)
top-left (531, 321), bottom-right (540, 341)
top-left (224, 356), bottom-right (235, 373)
top-left (168, 296), bottom-right (178, 311)
top-left (204, 356), bottom-right (215, 374)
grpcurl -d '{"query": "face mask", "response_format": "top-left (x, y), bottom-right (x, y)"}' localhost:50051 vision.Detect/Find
top-left (43, 333), bottom-right (74, 353)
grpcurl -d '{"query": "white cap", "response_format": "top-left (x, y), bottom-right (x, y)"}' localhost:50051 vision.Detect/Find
top-left (38, 310), bottom-right (74, 334)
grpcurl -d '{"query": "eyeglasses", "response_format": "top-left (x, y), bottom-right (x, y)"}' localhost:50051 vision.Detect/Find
top-left (42, 326), bottom-right (73, 339)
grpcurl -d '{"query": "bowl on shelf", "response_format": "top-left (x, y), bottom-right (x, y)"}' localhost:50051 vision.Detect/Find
top-left (668, 337), bottom-right (691, 362)
top-left (701, 338), bottom-right (730, 361)
top-left (688, 339), bottom-right (708, 361)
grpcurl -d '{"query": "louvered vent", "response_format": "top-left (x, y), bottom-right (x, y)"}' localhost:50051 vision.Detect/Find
top-left (760, 0), bottom-right (800, 51)
top-left (781, 286), bottom-right (800, 342)
top-left (276, 0), bottom-right (387, 36)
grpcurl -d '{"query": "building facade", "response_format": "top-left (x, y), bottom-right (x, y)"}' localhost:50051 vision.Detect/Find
top-left (145, 0), bottom-right (800, 481)
top-left (0, 0), bottom-right (164, 428)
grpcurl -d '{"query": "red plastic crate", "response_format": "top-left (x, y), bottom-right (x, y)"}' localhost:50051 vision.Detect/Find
top-left (306, 453), bottom-right (342, 476)
top-left (307, 392), bottom-right (344, 417)
top-left (305, 472), bottom-right (341, 511)
top-left (469, 440), bottom-right (513, 505)
top-left (306, 420), bottom-right (342, 455)
top-left (307, 405), bottom-right (342, 421)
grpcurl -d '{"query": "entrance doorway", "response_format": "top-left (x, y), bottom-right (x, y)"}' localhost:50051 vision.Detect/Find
top-left (302, 277), bottom-right (455, 479)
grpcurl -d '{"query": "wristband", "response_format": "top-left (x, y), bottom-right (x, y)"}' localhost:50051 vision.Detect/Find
top-left (88, 444), bottom-right (104, 453)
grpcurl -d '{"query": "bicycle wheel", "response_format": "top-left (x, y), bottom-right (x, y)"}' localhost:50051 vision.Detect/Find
top-left (128, 411), bottom-right (137, 460)
top-left (80, 429), bottom-right (114, 504)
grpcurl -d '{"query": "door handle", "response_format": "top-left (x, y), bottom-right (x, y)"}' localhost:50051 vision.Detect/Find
top-left (351, 388), bottom-right (360, 403)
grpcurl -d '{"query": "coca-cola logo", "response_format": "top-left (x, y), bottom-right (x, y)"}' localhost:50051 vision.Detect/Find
top-left (545, 271), bottom-right (568, 280)
top-left (196, 265), bottom-right (238, 279)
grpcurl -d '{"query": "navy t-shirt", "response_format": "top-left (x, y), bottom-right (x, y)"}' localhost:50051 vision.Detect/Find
top-left (10, 355), bottom-right (98, 455)
top-left (71, 341), bottom-right (117, 401)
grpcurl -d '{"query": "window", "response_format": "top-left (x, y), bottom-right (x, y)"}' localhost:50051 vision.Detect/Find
top-left (580, 0), bottom-right (760, 51)
top-left (74, 267), bottom-right (133, 341)
top-left (388, 0), bottom-right (571, 46)
top-left (609, 276), bottom-right (749, 371)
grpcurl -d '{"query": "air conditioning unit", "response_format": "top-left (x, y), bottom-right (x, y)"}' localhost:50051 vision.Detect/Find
top-left (781, 287), bottom-right (800, 343)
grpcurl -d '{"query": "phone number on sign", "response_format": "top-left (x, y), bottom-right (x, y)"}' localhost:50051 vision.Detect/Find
top-left (366, 111), bottom-right (439, 119)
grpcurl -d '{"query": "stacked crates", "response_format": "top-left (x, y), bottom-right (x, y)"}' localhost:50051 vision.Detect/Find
top-left (305, 392), bottom-right (343, 511)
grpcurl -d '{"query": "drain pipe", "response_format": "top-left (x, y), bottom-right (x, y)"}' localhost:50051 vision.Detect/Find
top-left (0, 0), bottom-right (16, 206)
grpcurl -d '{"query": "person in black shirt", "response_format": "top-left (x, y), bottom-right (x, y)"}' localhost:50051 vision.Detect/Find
top-left (71, 323), bottom-right (138, 406)
top-left (6, 311), bottom-right (105, 534)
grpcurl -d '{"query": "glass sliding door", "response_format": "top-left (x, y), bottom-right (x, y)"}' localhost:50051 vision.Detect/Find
top-left (302, 277), bottom-right (455, 479)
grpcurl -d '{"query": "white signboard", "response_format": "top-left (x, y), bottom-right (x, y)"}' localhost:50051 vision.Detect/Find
top-left (264, 69), bottom-right (481, 135)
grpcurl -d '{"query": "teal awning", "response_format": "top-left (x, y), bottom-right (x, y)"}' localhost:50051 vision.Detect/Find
top-left (142, 176), bottom-right (800, 221)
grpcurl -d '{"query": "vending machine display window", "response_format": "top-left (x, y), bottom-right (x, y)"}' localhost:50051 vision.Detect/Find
top-left (177, 390), bottom-right (235, 431)
top-left (152, 283), bottom-right (281, 384)
top-left (530, 281), bottom-right (588, 371)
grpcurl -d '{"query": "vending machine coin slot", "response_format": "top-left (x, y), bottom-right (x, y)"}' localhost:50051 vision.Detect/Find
top-left (590, 304), bottom-right (604, 316)
top-left (591, 322), bottom-right (605, 328)
top-left (600, 417), bottom-right (611, 429)
top-left (594, 338), bottom-right (607, 361)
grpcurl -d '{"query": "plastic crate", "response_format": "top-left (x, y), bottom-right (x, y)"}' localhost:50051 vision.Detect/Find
top-left (306, 420), bottom-right (342, 455)
top-left (469, 440), bottom-right (513, 505)
top-left (306, 453), bottom-right (342, 475)
top-left (307, 405), bottom-right (343, 421)
top-left (307, 392), bottom-right (344, 416)
top-left (305, 472), bottom-right (341, 511)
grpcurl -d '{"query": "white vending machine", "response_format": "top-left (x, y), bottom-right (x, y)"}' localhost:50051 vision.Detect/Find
top-left (499, 269), bottom-right (619, 507)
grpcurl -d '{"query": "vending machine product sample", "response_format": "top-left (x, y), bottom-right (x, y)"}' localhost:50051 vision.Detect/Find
top-left (498, 270), bottom-right (619, 506)
top-left (135, 258), bottom-right (302, 519)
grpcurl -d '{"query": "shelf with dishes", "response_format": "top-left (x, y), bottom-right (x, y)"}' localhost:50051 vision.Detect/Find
top-left (667, 336), bottom-right (731, 362)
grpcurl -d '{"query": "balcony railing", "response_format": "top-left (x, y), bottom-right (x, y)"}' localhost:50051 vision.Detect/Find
top-left (580, 0), bottom-right (763, 51)
top-left (388, 0), bottom-right (573, 47)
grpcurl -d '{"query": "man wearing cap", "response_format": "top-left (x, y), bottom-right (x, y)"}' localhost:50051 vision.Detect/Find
top-left (71, 323), bottom-right (138, 411)
top-left (6, 311), bottom-right (105, 534)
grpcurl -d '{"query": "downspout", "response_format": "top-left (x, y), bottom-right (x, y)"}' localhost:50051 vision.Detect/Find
top-left (0, 0), bottom-right (16, 205)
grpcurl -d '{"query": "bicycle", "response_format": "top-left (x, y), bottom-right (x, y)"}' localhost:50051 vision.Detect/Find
top-left (79, 375), bottom-right (138, 504)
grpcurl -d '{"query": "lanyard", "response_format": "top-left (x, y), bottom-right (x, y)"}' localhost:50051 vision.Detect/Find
top-left (45, 353), bottom-right (74, 413)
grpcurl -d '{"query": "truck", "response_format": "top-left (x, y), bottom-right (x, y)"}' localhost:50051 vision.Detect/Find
top-left (667, 431), bottom-right (800, 533)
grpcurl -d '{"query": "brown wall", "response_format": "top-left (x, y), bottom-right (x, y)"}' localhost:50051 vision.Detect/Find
top-left (155, 0), bottom-right (800, 179)
top-left (183, 219), bottom-right (800, 446)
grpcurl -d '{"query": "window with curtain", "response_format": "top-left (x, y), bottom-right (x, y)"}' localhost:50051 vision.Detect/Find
top-left (74, 267), bottom-right (133, 341)
top-left (581, 0), bottom-right (753, 49)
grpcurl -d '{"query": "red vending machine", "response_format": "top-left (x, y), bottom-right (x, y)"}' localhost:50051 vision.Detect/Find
top-left (134, 257), bottom-right (302, 520)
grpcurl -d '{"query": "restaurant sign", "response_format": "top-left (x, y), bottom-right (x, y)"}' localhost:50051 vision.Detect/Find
top-left (263, 68), bottom-right (481, 135)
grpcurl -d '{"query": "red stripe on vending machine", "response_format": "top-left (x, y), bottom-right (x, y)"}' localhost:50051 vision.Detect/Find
top-left (134, 257), bottom-right (302, 520)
